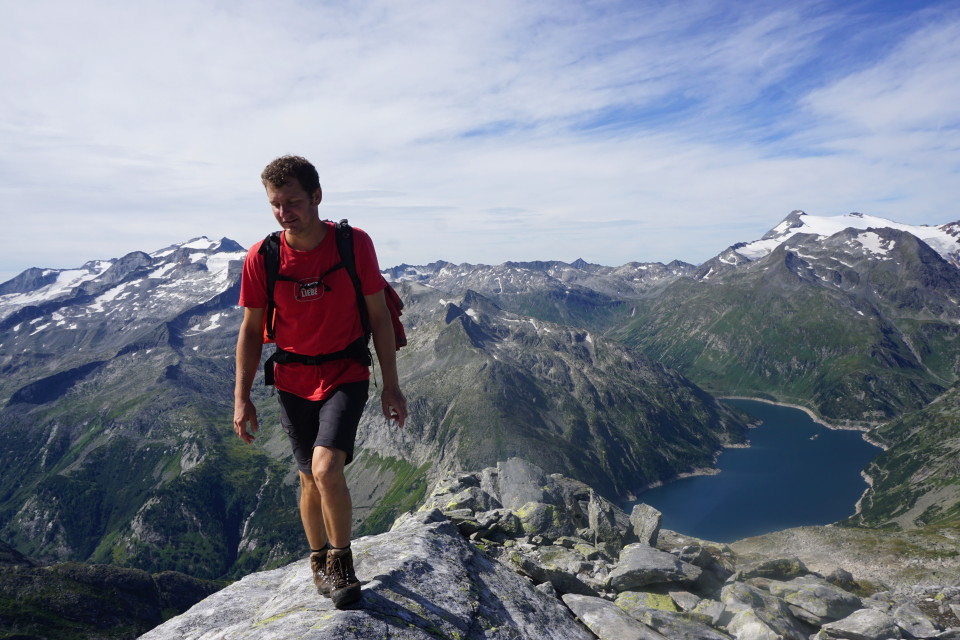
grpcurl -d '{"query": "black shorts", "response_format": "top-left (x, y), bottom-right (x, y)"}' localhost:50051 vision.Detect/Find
top-left (277, 381), bottom-right (369, 474)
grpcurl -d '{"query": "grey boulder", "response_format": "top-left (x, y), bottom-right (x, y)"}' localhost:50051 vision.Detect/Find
top-left (608, 543), bottom-right (702, 591)
top-left (816, 608), bottom-right (903, 640)
top-left (630, 503), bottom-right (662, 546)
top-left (767, 575), bottom-right (862, 624)
top-left (562, 593), bottom-right (669, 640)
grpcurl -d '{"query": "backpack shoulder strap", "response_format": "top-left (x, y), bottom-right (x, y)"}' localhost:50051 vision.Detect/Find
top-left (258, 231), bottom-right (282, 341)
top-left (334, 220), bottom-right (371, 336)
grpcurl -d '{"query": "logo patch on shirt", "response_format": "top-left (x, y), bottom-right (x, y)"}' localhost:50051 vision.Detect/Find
top-left (295, 277), bottom-right (329, 301)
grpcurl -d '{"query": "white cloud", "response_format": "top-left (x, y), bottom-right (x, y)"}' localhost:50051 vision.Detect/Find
top-left (803, 18), bottom-right (960, 134)
top-left (0, 0), bottom-right (958, 283)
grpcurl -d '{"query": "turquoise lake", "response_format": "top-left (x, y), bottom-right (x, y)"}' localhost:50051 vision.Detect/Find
top-left (636, 398), bottom-right (882, 543)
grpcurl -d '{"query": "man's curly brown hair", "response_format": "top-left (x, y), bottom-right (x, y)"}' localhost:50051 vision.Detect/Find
top-left (261, 155), bottom-right (321, 196)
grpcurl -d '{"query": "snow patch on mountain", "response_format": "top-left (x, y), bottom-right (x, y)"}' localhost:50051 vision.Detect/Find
top-left (0, 262), bottom-right (112, 310)
top-left (151, 237), bottom-right (222, 259)
top-left (853, 231), bottom-right (895, 257)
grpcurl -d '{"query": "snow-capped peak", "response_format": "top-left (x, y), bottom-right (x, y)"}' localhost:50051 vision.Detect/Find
top-left (150, 236), bottom-right (242, 259)
top-left (0, 237), bottom-right (247, 323)
top-left (735, 211), bottom-right (960, 266)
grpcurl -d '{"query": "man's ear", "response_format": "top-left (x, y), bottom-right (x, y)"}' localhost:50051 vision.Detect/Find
top-left (313, 187), bottom-right (323, 205)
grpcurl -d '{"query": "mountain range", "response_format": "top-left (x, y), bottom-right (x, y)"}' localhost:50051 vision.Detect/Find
top-left (0, 209), bottom-right (958, 593)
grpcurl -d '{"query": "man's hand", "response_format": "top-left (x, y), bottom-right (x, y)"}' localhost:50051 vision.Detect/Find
top-left (365, 289), bottom-right (408, 429)
top-left (381, 386), bottom-right (408, 428)
top-left (234, 307), bottom-right (265, 444)
top-left (233, 398), bottom-right (259, 443)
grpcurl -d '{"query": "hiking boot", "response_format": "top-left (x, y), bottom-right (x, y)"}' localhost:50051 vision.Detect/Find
top-left (309, 550), bottom-right (334, 597)
top-left (326, 546), bottom-right (361, 609)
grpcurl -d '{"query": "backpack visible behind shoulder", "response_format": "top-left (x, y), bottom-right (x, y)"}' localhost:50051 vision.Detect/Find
top-left (257, 221), bottom-right (407, 350)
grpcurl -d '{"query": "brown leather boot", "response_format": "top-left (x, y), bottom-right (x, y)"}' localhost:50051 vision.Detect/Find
top-left (309, 550), bottom-right (333, 597)
top-left (326, 546), bottom-right (361, 608)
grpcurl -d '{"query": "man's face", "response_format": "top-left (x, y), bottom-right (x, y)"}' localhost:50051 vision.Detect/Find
top-left (265, 179), bottom-right (321, 236)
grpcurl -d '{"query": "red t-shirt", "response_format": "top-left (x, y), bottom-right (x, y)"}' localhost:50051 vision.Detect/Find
top-left (239, 222), bottom-right (387, 400)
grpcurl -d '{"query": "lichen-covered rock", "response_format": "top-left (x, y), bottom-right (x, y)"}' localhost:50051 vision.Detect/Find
top-left (609, 543), bottom-right (703, 591)
top-left (444, 485), bottom-right (500, 513)
top-left (488, 509), bottom-right (523, 538)
top-left (549, 474), bottom-right (632, 548)
top-left (826, 567), bottom-right (857, 591)
top-left (950, 603), bottom-right (960, 625)
top-left (692, 598), bottom-right (729, 626)
top-left (563, 593), bottom-right (670, 640)
top-left (507, 544), bottom-right (598, 596)
top-left (767, 575), bottom-right (862, 623)
top-left (726, 608), bottom-right (783, 640)
top-left (736, 556), bottom-right (809, 581)
top-left (721, 582), bottom-right (811, 640)
top-left (132, 463), bottom-right (960, 640)
top-left (514, 501), bottom-right (575, 540)
top-left (816, 608), bottom-right (903, 640)
top-left (620, 604), bottom-right (734, 640)
top-left (616, 590), bottom-right (680, 613)
top-left (588, 491), bottom-right (629, 549)
top-left (892, 602), bottom-right (941, 638)
top-left (492, 458), bottom-right (557, 509)
top-left (669, 589), bottom-right (702, 612)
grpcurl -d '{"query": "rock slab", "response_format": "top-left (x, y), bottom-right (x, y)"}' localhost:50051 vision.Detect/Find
top-left (138, 509), bottom-right (593, 640)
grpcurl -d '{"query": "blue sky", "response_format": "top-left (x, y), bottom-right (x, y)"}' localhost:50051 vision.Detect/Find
top-left (2, 0), bottom-right (959, 282)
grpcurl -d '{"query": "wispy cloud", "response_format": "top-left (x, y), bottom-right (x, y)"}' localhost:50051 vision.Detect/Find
top-left (1, 0), bottom-right (958, 281)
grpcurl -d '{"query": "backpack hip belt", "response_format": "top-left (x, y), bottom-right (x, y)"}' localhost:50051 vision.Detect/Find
top-left (263, 336), bottom-right (372, 387)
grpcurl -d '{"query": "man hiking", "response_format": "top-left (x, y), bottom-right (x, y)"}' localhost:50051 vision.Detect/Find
top-left (233, 155), bottom-right (407, 609)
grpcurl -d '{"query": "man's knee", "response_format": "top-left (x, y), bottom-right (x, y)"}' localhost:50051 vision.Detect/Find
top-left (311, 467), bottom-right (347, 494)
top-left (311, 447), bottom-right (346, 491)
top-left (299, 471), bottom-right (319, 493)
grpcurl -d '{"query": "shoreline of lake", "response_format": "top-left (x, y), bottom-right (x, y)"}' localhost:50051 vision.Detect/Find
top-left (719, 396), bottom-right (886, 443)
top-left (636, 398), bottom-right (883, 541)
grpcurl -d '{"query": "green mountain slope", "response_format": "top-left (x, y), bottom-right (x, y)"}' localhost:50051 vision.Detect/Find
top-left (847, 384), bottom-right (960, 529)
top-left (615, 229), bottom-right (960, 424)
top-left (0, 345), bottom-right (303, 580)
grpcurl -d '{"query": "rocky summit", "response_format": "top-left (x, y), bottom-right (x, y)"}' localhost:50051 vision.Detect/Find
top-left (139, 508), bottom-right (593, 640)
top-left (141, 459), bottom-right (960, 640)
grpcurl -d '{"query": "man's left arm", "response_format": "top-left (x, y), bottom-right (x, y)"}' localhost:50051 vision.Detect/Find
top-left (365, 289), bottom-right (408, 427)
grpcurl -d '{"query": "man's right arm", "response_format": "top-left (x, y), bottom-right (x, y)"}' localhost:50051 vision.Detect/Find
top-left (234, 306), bottom-right (265, 443)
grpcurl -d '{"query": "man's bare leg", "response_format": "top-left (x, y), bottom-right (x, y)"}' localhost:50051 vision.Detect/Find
top-left (311, 445), bottom-right (360, 607)
top-left (310, 446), bottom-right (352, 548)
top-left (298, 471), bottom-right (328, 550)
top-left (300, 469), bottom-right (335, 596)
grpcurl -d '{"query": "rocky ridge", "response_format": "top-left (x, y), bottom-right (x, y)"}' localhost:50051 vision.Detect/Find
top-left (142, 459), bottom-right (960, 640)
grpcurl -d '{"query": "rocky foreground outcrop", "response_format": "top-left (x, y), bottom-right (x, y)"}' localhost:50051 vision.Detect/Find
top-left (141, 459), bottom-right (960, 640)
